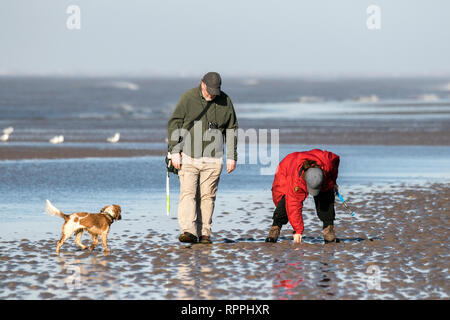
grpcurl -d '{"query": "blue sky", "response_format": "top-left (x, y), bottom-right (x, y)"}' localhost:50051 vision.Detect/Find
top-left (1, 0), bottom-right (449, 77)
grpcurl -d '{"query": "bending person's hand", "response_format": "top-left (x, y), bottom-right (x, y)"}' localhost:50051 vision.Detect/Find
top-left (171, 153), bottom-right (181, 170)
top-left (293, 233), bottom-right (302, 244)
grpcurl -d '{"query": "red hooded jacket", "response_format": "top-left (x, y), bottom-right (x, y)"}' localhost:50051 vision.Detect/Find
top-left (272, 149), bottom-right (340, 235)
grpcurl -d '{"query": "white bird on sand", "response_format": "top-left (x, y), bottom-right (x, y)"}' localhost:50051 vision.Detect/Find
top-left (50, 135), bottom-right (64, 144)
top-left (2, 127), bottom-right (14, 135)
top-left (107, 132), bottom-right (120, 143)
top-left (0, 134), bottom-right (10, 142)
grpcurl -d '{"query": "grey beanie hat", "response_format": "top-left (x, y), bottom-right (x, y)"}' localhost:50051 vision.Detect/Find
top-left (304, 167), bottom-right (324, 196)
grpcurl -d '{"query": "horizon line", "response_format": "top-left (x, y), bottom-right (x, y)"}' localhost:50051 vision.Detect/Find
top-left (1, 71), bottom-right (450, 80)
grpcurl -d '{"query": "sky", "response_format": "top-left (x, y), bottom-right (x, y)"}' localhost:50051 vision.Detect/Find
top-left (1, 0), bottom-right (449, 77)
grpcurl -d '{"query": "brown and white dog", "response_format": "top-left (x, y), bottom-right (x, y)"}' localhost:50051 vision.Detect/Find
top-left (46, 200), bottom-right (122, 254)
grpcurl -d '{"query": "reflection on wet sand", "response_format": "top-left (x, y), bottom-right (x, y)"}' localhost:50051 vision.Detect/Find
top-left (272, 245), bottom-right (340, 299)
top-left (56, 253), bottom-right (123, 299)
top-left (272, 256), bottom-right (304, 299)
top-left (174, 246), bottom-right (214, 300)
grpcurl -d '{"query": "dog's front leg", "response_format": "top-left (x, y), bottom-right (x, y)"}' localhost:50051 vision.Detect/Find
top-left (56, 232), bottom-right (71, 255)
top-left (100, 232), bottom-right (110, 253)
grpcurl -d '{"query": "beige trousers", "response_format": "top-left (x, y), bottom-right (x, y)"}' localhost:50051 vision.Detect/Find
top-left (178, 154), bottom-right (223, 237)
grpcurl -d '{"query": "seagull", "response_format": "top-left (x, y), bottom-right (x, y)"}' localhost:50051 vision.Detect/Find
top-left (50, 135), bottom-right (64, 144)
top-left (0, 134), bottom-right (9, 142)
top-left (107, 133), bottom-right (120, 143)
top-left (2, 127), bottom-right (14, 135)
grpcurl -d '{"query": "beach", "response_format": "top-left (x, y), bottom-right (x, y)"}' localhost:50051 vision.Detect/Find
top-left (0, 77), bottom-right (449, 299)
top-left (0, 182), bottom-right (448, 299)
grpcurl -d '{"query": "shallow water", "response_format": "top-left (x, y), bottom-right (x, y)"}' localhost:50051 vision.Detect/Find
top-left (0, 145), bottom-right (449, 299)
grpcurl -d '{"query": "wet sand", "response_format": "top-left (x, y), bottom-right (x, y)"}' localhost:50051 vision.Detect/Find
top-left (0, 146), bottom-right (162, 161)
top-left (0, 183), bottom-right (448, 300)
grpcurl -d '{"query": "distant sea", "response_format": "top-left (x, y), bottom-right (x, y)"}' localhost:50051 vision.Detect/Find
top-left (0, 76), bottom-right (449, 143)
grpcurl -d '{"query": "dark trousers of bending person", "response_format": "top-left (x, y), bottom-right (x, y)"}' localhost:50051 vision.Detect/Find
top-left (271, 190), bottom-right (335, 237)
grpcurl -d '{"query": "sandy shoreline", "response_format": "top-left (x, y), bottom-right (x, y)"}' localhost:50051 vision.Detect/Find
top-left (0, 182), bottom-right (448, 299)
top-left (0, 146), bottom-right (162, 161)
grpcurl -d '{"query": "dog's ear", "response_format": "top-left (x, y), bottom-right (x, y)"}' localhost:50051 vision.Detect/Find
top-left (113, 205), bottom-right (122, 220)
top-left (100, 206), bottom-right (109, 213)
top-left (113, 205), bottom-right (121, 215)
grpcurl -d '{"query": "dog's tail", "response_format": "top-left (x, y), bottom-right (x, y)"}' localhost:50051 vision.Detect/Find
top-left (46, 200), bottom-right (68, 221)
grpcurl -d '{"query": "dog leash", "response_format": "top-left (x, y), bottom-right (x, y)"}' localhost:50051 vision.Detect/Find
top-left (166, 170), bottom-right (170, 216)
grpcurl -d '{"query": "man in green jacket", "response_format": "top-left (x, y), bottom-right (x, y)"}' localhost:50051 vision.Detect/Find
top-left (168, 72), bottom-right (238, 244)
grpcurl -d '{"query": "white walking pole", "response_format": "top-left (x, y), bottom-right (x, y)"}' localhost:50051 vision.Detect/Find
top-left (166, 171), bottom-right (170, 216)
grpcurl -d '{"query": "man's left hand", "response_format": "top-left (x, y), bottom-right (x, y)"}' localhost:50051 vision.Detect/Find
top-left (227, 159), bottom-right (236, 173)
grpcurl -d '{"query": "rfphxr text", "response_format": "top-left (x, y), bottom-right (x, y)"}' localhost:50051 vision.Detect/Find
top-left (181, 304), bottom-right (270, 317)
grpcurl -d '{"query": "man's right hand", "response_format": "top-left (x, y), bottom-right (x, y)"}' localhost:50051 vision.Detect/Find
top-left (171, 153), bottom-right (181, 170)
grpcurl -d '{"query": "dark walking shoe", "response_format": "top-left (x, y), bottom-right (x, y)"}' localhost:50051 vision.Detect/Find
top-left (178, 232), bottom-right (198, 243)
top-left (322, 225), bottom-right (336, 242)
top-left (199, 235), bottom-right (212, 244)
top-left (265, 226), bottom-right (281, 243)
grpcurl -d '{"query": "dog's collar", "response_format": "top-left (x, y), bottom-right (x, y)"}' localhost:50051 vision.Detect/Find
top-left (104, 213), bottom-right (115, 222)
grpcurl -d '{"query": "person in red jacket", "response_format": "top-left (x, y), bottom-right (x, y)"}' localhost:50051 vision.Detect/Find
top-left (265, 149), bottom-right (340, 243)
